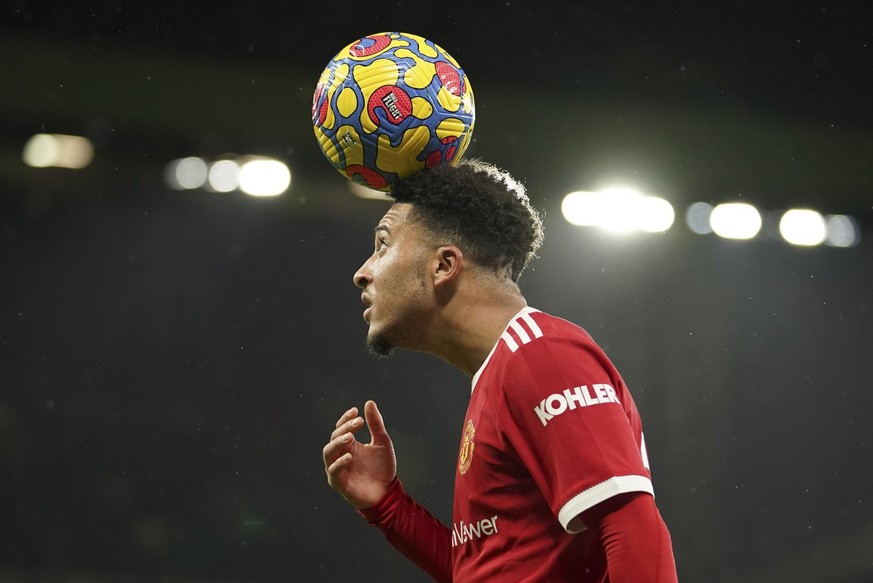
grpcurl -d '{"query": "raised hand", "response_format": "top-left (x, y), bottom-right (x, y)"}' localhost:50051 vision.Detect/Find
top-left (323, 400), bottom-right (397, 509)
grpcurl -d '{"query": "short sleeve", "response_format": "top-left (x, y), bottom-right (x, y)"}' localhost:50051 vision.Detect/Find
top-left (497, 334), bottom-right (653, 532)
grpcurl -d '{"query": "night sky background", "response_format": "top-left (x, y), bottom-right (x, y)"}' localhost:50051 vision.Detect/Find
top-left (1, 2), bottom-right (872, 582)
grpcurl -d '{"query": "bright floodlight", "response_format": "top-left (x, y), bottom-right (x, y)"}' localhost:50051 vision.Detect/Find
top-left (561, 191), bottom-right (601, 226)
top-left (207, 160), bottom-right (240, 192)
top-left (686, 202), bottom-right (713, 234)
top-left (709, 202), bottom-right (762, 240)
top-left (597, 187), bottom-right (644, 232)
top-left (23, 133), bottom-right (94, 169)
top-left (561, 188), bottom-right (674, 233)
top-left (825, 214), bottom-right (861, 248)
top-left (779, 209), bottom-right (827, 246)
top-left (164, 157), bottom-right (208, 190)
top-left (239, 159), bottom-right (291, 197)
top-left (638, 196), bottom-right (675, 233)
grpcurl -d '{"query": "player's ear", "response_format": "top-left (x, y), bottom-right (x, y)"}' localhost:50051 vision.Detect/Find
top-left (433, 245), bottom-right (462, 286)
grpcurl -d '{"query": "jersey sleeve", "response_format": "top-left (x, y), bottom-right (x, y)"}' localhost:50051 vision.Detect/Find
top-left (358, 478), bottom-right (452, 583)
top-left (583, 492), bottom-right (679, 582)
top-left (498, 333), bottom-right (654, 533)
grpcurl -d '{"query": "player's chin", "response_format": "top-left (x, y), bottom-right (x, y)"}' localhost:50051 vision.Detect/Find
top-left (366, 330), bottom-right (394, 358)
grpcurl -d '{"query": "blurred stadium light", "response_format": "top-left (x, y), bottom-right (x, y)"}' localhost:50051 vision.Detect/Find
top-left (709, 202), bottom-right (762, 240)
top-left (637, 196), bottom-right (676, 233)
top-left (825, 214), bottom-right (861, 248)
top-left (164, 157), bottom-right (209, 190)
top-left (779, 209), bottom-right (827, 246)
top-left (686, 202), bottom-right (714, 235)
top-left (22, 133), bottom-right (94, 169)
top-left (207, 160), bottom-right (241, 193)
top-left (561, 187), bottom-right (675, 234)
top-left (164, 156), bottom-right (290, 197)
top-left (686, 202), bottom-right (860, 247)
top-left (239, 158), bottom-right (291, 197)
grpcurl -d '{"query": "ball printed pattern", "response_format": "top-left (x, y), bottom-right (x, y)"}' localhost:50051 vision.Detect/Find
top-left (312, 32), bottom-right (476, 191)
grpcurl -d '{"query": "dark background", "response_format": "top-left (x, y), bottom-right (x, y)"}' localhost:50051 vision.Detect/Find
top-left (1, 2), bottom-right (872, 582)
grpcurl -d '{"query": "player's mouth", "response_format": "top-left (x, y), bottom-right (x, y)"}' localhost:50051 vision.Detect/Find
top-left (361, 293), bottom-right (373, 322)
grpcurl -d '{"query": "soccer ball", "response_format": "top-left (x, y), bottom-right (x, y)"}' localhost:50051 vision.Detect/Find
top-left (312, 32), bottom-right (475, 192)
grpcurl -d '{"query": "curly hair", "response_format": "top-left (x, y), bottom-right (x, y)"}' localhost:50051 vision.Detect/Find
top-left (390, 159), bottom-right (544, 282)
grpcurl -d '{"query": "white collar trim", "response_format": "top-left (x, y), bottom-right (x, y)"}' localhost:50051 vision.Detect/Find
top-left (470, 306), bottom-right (540, 394)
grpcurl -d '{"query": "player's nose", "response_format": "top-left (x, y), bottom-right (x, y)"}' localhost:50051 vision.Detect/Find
top-left (353, 258), bottom-right (372, 289)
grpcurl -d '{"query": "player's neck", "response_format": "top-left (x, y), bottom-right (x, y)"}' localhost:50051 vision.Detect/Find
top-left (433, 289), bottom-right (527, 379)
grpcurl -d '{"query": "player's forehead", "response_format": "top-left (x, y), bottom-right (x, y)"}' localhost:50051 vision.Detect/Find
top-left (375, 202), bottom-right (416, 234)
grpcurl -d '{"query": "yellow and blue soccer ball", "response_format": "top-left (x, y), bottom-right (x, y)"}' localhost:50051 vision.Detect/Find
top-left (312, 32), bottom-right (475, 192)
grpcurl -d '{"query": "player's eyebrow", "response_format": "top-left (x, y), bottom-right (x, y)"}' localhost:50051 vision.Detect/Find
top-left (375, 225), bottom-right (390, 235)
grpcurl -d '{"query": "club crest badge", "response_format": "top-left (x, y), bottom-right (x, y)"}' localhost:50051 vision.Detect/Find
top-left (458, 420), bottom-right (475, 474)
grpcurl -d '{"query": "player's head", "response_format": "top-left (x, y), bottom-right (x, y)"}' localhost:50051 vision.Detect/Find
top-left (353, 160), bottom-right (544, 357)
top-left (390, 159), bottom-right (544, 282)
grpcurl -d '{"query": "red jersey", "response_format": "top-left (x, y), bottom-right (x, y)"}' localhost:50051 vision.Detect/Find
top-left (451, 307), bottom-right (653, 581)
top-left (359, 307), bottom-right (673, 583)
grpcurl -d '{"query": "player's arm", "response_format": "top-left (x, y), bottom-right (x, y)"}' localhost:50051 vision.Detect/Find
top-left (358, 477), bottom-right (453, 583)
top-left (581, 492), bottom-right (678, 582)
top-left (502, 337), bottom-right (676, 580)
top-left (323, 401), bottom-right (452, 583)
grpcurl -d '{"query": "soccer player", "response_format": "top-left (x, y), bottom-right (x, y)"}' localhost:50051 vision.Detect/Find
top-left (322, 159), bottom-right (678, 582)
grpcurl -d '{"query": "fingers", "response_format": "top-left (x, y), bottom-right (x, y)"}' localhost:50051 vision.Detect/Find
top-left (325, 448), bottom-right (352, 484)
top-left (364, 400), bottom-right (391, 446)
top-left (335, 406), bottom-right (358, 429)
top-left (330, 408), bottom-right (364, 442)
top-left (324, 405), bottom-right (368, 470)
top-left (324, 402), bottom-right (390, 471)
top-left (323, 426), bottom-right (352, 458)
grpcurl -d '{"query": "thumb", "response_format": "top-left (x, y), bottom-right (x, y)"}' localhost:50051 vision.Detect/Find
top-left (364, 400), bottom-right (391, 446)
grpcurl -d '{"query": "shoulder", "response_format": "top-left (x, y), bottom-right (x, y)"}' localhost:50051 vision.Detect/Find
top-left (502, 309), bottom-right (602, 367)
top-left (493, 309), bottom-right (613, 397)
top-left (498, 308), bottom-right (594, 354)
top-left (487, 310), bottom-right (633, 436)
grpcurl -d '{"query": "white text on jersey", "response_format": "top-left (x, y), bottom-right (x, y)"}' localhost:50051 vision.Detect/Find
top-left (534, 384), bottom-right (621, 426)
top-left (451, 516), bottom-right (499, 547)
